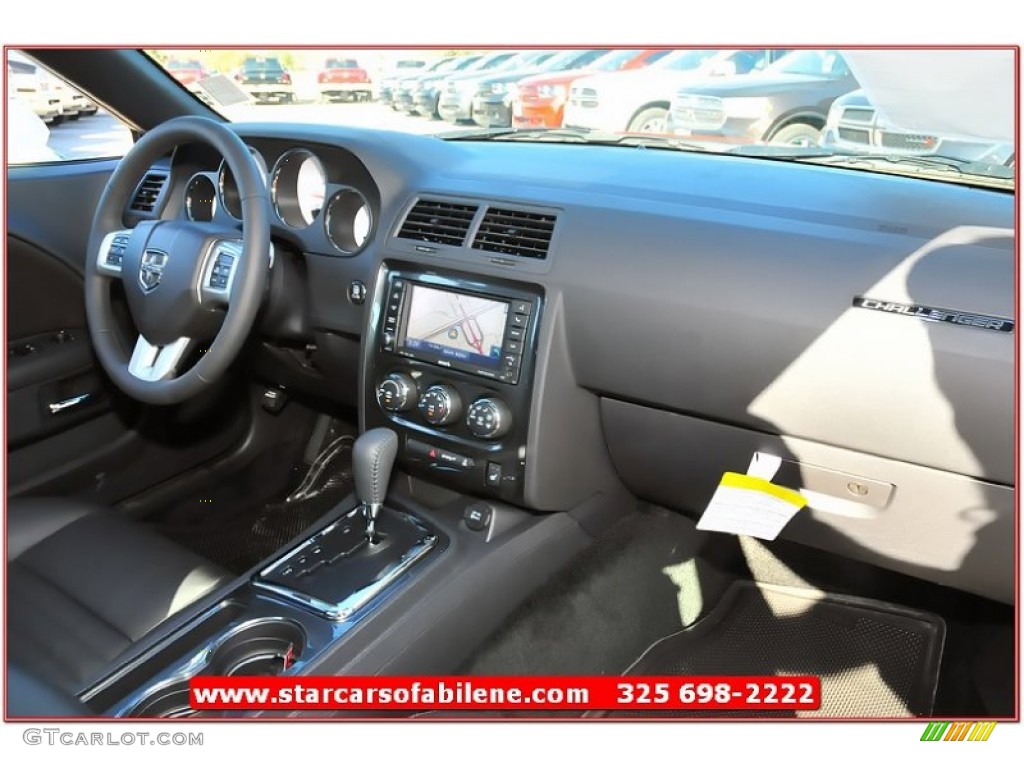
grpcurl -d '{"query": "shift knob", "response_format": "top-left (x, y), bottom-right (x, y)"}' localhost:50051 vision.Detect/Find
top-left (353, 428), bottom-right (398, 541)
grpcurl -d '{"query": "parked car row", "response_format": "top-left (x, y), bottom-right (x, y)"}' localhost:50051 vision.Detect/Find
top-left (7, 50), bottom-right (99, 125)
top-left (377, 48), bottom-right (1015, 168)
top-left (164, 56), bottom-right (375, 105)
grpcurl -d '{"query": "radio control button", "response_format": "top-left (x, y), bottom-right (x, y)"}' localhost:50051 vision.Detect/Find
top-left (511, 300), bottom-right (531, 315)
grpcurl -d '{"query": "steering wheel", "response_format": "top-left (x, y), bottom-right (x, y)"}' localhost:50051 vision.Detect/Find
top-left (85, 116), bottom-right (271, 405)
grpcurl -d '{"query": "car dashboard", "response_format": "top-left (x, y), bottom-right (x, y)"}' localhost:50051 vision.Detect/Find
top-left (147, 122), bottom-right (1014, 604)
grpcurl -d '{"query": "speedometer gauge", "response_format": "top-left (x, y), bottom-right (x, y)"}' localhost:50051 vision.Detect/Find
top-left (270, 149), bottom-right (326, 228)
top-left (185, 174), bottom-right (217, 222)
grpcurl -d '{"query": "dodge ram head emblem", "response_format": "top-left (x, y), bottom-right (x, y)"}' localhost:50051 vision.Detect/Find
top-left (139, 250), bottom-right (168, 292)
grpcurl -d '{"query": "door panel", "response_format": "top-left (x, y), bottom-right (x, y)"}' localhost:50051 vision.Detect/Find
top-left (6, 161), bottom-right (251, 505)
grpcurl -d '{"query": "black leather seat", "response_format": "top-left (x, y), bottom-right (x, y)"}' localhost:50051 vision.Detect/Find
top-left (7, 498), bottom-right (231, 708)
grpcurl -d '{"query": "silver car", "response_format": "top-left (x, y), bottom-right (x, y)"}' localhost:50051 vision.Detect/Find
top-left (822, 88), bottom-right (1014, 166)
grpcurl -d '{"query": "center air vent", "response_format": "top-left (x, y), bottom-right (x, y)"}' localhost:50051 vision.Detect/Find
top-left (472, 207), bottom-right (556, 260)
top-left (397, 198), bottom-right (479, 246)
top-left (130, 173), bottom-right (168, 213)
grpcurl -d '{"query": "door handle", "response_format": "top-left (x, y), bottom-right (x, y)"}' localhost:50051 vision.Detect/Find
top-left (48, 393), bottom-right (92, 415)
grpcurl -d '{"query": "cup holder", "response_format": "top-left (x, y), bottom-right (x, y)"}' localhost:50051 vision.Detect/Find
top-left (208, 618), bottom-right (306, 677)
top-left (130, 682), bottom-right (197, 718)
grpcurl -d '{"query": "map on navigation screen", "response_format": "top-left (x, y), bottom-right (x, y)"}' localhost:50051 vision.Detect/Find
top-left (403, 285), bottom-right (509, 368)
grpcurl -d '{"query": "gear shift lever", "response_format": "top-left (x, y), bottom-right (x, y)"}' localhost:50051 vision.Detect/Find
top-left (353, 428), bottom-right (398, 542)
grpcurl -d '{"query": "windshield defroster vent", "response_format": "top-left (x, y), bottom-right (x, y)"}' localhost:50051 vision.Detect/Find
top-left (397, 198), bottom-right (479, 246)
top-left (130, 173), bottom-right (168, 213)
top-left (472, 207), bottom-right (556, 260)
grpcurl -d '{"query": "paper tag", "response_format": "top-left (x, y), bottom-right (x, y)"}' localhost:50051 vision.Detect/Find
top-left (696, 454), bottom-right (807, 541)
top-left (747, 451), bottom-right (782, 481)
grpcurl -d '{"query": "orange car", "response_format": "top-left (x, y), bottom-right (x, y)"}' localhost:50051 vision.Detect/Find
top-left (512, 49), bottom-right (668, 129)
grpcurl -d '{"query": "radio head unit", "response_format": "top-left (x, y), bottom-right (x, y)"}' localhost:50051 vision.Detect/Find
top-left (382, 277), bottom-right (533, 385)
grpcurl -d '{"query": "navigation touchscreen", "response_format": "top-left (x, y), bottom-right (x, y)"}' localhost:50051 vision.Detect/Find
top-left (401, 284), bottom-right (510, 370)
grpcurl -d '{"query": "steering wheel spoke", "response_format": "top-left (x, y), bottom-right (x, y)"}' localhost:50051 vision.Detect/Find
top-left (128, 335), bottom-right (193, 382)
top-left (198, 238), bottom-right (243, 305)
top-left (96, 229), bottom-right (133, 277)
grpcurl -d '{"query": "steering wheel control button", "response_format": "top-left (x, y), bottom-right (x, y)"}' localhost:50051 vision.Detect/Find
top-left (348, 280), bottom-right (367, 305)
top-left (106, 234), bottom-right (129, 267)
top-left (486, 462), bottom-right (503, 488)
top-left (467, 397), bottom-right (513, 440)
top-left (464, 502), bottom-right (493, 532)
top-left (377, 372), bottom-right (418, 412)
top-left (418, 383), bottom-right (462, 426)
top-left (208, 248), bottom-right (237, 291)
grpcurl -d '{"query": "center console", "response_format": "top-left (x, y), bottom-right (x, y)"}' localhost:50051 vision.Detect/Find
top-left (363, 264), bottom-right (544, 506)
top-left (73, 266), bottom-right (611, 720)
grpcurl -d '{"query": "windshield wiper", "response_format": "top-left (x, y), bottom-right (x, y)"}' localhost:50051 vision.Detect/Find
top-left (441, 126), bottom-right (717, 152)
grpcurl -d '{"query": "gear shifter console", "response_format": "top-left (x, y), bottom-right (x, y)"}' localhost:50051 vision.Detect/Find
top-left (353, 427), bottom-right (398, 542)
top-left (253, 428), bottom-right (439, 621)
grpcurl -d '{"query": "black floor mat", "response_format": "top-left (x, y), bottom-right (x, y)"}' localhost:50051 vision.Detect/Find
top-left (155, 436), bottom-right (355, 573)
top-left (602, 581), bottom-right (945, 718)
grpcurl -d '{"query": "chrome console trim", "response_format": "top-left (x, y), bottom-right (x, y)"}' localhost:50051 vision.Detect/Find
top-left (253, 506), bottom-right (438, 622)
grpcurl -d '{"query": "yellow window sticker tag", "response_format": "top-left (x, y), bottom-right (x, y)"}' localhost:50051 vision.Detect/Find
top-left (696, 454), bottom-right (808, 541)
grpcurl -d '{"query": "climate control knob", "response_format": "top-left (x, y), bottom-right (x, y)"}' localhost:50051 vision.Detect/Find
top-left (466, 397), bottom-right (513, 440)
top-left (376, 372), bottom-right (418, 412)
top-left (418, 384), bottom-right (463, 426)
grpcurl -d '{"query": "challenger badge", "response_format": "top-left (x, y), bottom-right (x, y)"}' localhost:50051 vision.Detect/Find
top-left (853, 297), bottom-right (1013, 333)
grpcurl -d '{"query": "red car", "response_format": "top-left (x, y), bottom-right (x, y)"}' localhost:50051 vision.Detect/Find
top-left (164, 59), bottom-right (208, 86)
top-left (318, 58), bottom-right (373, 103)
top-left (513, 49), bottom-right (669, 129)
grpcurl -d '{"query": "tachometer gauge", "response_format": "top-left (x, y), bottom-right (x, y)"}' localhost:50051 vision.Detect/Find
top-left (218, 148), bottom-right (268, 219)
top-left (185, 174), bottom-right (217, 222)
top-left (270, 149), bottom-right (326, 228)
top-left (324, 187), bottom-right (373, 254)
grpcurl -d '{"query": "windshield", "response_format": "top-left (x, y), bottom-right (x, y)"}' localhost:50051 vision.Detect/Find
top-left (540, 49), bottom-right (611, 71)
top-left (652, 50), bottom-right (718, 71)
top-left (592, 49), bottom-right (652, 71)
top-left (143, 48), bottom-right (1014, 190)
top-left (767, 49), bottom-right (849, 77)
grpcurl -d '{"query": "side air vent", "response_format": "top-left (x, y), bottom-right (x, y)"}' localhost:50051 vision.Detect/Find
top-left (472, 207), bottom-right (556, 259)
top-left (397, 198), bottom-right (479, 246)
top-left (130, 173), bottom-right (168, 213)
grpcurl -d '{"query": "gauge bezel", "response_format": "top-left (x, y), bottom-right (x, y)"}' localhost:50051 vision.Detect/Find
top-left (324, 186), bottom-right (374, 254)
top-left (217, 147), bottom-right (267, 220)
top-left (269, 149), bottom-right (327, 229)
top-left (184, 173), bottom-right (218, 222)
